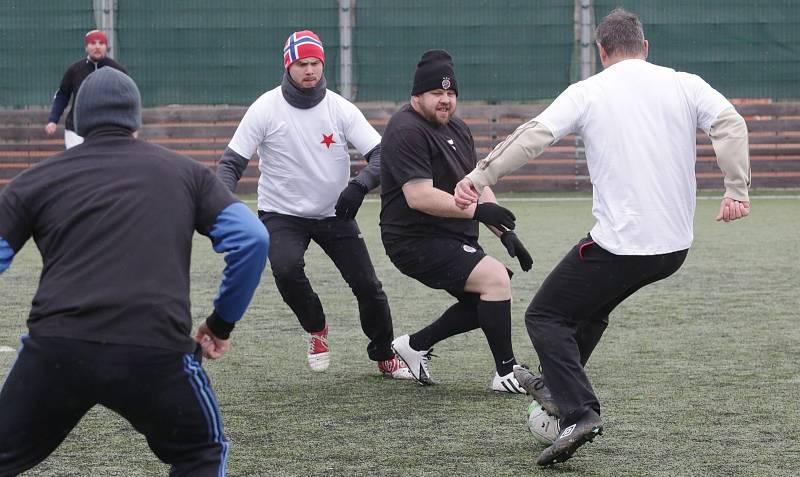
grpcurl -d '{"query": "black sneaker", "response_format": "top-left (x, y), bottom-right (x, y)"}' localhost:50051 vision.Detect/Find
top-left (513, 365), bottom-right (560, 417)
top-left (535, 409), bottom-right (603, 466)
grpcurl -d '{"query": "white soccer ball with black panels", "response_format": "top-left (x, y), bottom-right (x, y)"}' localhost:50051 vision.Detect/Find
top-left (526, 401), bottom-right (560, 445)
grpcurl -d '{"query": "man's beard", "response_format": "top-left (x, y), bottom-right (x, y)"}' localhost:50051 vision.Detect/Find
top-left (419, 102), bottom-right (455, 126)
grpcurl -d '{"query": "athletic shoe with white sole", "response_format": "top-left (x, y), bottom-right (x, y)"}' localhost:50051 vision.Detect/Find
top-left (307, 324), bottom-right (329, 372)
top-left (536, 409), bottom-right (603, 466)
top-left (491, 370), bottom-right (527, 394)
top-left (391, 334), bottom-right (437, 385)
top-left (378, 355), bottom-right (414, 380)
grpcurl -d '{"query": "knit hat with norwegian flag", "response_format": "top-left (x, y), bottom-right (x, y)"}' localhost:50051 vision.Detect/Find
top-left (283, 30), bottom-right (325, 69)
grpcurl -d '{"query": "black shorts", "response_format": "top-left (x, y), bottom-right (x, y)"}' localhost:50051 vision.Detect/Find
top-left (384, 236), bottom-right (486, 296)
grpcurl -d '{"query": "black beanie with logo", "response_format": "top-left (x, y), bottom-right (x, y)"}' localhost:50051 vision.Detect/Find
top-left (411, 49), bottom-right (458, 96)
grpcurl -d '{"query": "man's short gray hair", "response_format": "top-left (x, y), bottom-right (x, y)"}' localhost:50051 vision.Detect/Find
top-left (595, 8), bottom-right (645, 57)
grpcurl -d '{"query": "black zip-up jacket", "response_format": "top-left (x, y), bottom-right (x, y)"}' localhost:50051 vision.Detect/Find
top-left (47, 57), bottom-right (127, 132)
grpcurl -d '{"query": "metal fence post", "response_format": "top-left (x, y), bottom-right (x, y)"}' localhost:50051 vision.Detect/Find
top-left (579, 0), bottom-right (593, 80)
top-left (94, 0), bottom-right (118, 59)
top-left (573, 0), bottom-right (594, 189)
top-left (338, 0), bottom-right (355, 100)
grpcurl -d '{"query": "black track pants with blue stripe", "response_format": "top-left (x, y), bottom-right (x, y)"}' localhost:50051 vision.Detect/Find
top-left (0, 336), bottom-right (228, 477)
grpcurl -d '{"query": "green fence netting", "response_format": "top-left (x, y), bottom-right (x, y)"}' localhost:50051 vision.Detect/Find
top-left (353, 0), bottom-right (574, 103)
top-left (0, 1), bottom-right (94, 106)
top-left (117, 0), bottom-right (339, 106)
top-left (2, 1), bottom-right (798, 107)
top-left (593, 1), bottom-right (800, 99)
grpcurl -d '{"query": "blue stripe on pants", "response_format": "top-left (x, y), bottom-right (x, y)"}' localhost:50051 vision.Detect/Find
top-left (183, 354), bottom-right (229, 477)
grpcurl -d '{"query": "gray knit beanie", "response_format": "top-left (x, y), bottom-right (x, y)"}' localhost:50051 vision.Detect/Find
top-left (74, 67), bottom-right (142, 136)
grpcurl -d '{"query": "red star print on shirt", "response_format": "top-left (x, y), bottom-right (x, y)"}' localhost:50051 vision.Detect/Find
top-left (321, 133), bottom-right (336, 148)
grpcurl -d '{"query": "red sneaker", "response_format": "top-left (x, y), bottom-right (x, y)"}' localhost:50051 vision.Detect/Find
top-left (378, 355), bottom-right (414, 380)
top-left (307, 324), bottom-right (329, 372)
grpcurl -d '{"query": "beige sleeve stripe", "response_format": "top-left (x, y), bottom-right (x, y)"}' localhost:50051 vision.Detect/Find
top-left (483, 118), bottom-right (541, 165)
top-left (466, 120), bottom-right (555, 191)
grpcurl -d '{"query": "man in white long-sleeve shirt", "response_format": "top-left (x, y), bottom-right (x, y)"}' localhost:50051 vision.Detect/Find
top-left (454, 8), bottom-right (751, 466)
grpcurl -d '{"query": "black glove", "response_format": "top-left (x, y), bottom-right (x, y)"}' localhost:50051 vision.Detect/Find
top-left (473, 202), bottom-right (516, 230)
top-left (335, 181), bottom-right (368, 219)
top-left (501, 230), bottom-right (533, 272)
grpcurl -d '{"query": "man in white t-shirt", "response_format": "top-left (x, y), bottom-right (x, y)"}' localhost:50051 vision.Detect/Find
top-left (454, 9), bottom-right (750, 465)
top-left (216, 30), bottom-right (411, 380)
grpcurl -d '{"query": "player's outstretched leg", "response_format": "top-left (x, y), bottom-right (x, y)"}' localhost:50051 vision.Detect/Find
top-left (122, 352), bottom-right (230, 477)
top-left (0, 337), bottom-right (94, 476)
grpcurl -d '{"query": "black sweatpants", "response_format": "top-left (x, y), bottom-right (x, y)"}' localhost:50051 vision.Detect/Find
top-left (526, 235), bottom-right (688, 426)
top-left (0, 336), bottom-right (228, 477)
top-left (260, 212), bottom-right (394, 361)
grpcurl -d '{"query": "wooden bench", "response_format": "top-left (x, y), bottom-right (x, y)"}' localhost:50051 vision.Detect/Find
top-left (2, 103), bottom-right (799, 192)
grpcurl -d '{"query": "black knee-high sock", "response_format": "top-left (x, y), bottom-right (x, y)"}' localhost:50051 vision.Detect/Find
top-left (477, 299), bottom-right (516, 375)
top-left (410, 301), bottom-right (480, 351)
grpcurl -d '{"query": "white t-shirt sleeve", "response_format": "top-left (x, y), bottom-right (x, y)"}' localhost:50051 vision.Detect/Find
top-left (341, 101), bottom-right (381, 155)
top-left (228, 96), bottom-right (269, 159)
top-left (678, 73), bottom-right (733, 133)
top-left (533, 83), bottom-right (586, 141)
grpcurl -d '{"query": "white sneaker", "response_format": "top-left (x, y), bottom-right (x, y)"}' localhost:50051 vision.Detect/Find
top-left (491, 370), bottom-right (527, 394)
top-left (391, 334), bottom-right (437, 385)
top-left (306, 324), bottom-right (329, 372)
top-left (378, 355), bottom-right (414, 380)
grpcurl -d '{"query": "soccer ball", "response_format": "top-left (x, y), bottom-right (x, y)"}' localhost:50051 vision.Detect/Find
top-left (526, 401), bottom-right (560, 445)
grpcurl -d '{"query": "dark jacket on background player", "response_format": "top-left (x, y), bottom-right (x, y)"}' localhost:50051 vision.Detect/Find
top-left (48, 56), bottom-right (127, 133)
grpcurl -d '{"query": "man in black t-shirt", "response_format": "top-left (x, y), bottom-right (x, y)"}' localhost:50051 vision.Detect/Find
top-left (380, 50), bottom-right (533, 393)
top-left (0, 68), bottom-right (268, 476)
